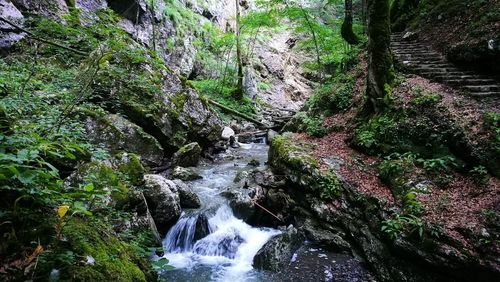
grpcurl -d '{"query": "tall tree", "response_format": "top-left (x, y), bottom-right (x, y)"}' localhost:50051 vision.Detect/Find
top-left (232, 0), bottom-right (244, 100)
top-left (341, 0), bottom-right (359, 45)
top-left (364, 0), bottom-right (394, 114)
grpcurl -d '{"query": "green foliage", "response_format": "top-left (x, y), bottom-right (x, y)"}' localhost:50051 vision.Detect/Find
top-left (190, 79), bottom-right (255, 118)
top-left (416, 155), bottom-right (459, 173)
top-left (483, 112), bottom-right (500, 153)
top-left (294, 112), bottom-right (327, 138)
top-left (382, 213), bottom-right (424, 240)
top-left (469, 165), bottom-right (490, 189)
top-left (318, 173), bottom-right (343, 199)
top-left (354, 113), bottom-right (397, 152)
top-left (306, 74), bottom-right (355, 115)
top-left (410, 91), bottom-right (441, 107)
top-left (0, 9), bottom-right (170, 279)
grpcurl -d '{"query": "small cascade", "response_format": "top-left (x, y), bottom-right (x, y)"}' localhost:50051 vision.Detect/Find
top-left (163, 214), bottom-right (199, 253)
top-left (160, 142), bottom-right (280, 281)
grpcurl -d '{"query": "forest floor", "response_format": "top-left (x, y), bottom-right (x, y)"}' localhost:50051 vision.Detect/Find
top-left (291, 55), bottom-right (499, 247)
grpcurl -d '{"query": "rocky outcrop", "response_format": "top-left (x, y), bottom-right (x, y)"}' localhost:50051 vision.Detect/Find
top-left (82, 110), bottom-right (164, 167)
top-left (0, 0), bottom-right (26, 49)
top-left (253, 226), bottom-right (303, 272)
top-left (264, 134), bottom-right (500, 282)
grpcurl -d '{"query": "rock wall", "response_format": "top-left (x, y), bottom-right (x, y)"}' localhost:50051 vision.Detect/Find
top-left (258, 134), bottom-right (500, 282)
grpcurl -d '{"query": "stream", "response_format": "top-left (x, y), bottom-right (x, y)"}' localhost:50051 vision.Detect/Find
top-left (158, 140), bottom-right (374, 281)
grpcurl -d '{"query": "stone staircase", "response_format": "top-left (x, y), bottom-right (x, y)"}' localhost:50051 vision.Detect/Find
top-left (390, 32), bottom-right (500, 98)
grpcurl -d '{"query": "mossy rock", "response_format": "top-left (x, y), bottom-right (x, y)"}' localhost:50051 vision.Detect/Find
top-left (62, 218), bottom-right (154, 281)
top-left (80, 108), bottom-right (164, 167)
top-left (87, 46), bottom-right (222, 153)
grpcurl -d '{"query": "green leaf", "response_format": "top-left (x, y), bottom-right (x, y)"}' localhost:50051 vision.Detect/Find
top-left (83, 183), bottom-right (94, 192)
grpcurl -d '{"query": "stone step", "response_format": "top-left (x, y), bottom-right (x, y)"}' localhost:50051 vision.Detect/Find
top-left (434, 75), bottom-right (482, 81)
top-left (447, 79), bottom-right (498, 86)
top-left (463, 85), bottom-right (500, 92)
top-left (468, 92), bottom-right (500, 97)
top-left (393, 48), bottom-right (430, 53)
top-left (395, 53), bottom-right (443, 59)
top-left (391, 44), bottom-right (426, 48)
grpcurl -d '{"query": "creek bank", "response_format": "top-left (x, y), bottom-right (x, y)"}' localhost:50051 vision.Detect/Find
top-left (250, 133), bottom-right (500, 282)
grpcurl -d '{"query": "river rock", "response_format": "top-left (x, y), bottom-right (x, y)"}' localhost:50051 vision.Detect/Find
top-left (172, 142), bottom-right (202, 167)
top-left (172, 166), bottom-right (202, 181)
top-left (253, 226), bottom-right (303, 272)
top-left (143, 174), bottom-right (181, 233)
top-left (221, 189), bottom-right (255, 222)
top-left (172, 179), bottom-right (201, 208)
top-left (193, 213), bottom-right (212, 242)
top-left (221, 126), bottom-right (235, 140)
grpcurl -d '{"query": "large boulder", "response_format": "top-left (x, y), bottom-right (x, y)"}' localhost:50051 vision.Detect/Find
top-left (172, 142), bottom-right (202, 167)
top-left (253, 226), bottom-right (303, 272)
top-left (143, 174), bottom-right (182, 233)
top-left (172, 179), bottom-right (201, 208)
top-left (89, 47), bottom-right (222, 153)
top-left (82, 110), bottom-right (164, 167)
top-left (0, 0), bottom-right (25, 49)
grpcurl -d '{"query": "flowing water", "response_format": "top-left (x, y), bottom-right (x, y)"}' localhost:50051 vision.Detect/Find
top-left (158, 140), bottom-right (374, 281)
top-left (160, 141), bottom-right (280, 281)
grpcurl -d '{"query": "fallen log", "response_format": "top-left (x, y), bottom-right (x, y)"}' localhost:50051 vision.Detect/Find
top-left (208, 99), bottom-right (266, 127)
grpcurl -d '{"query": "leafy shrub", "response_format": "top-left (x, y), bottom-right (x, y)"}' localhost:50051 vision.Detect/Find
top-left (318, 173), bottom-right (343, 199)
top-left (306, 74), bottom-right (354, 115)
top-left (294, 112), bottom-right (327, 137)
top-left (410, 92), bottom-right (442, 107)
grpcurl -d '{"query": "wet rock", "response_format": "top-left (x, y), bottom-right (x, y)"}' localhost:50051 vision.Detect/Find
top-left (193, 213), bottom-right (211, 242)
top-left (237, 132), bottom-right (254, 144)
top-left (253, 226), bottom-right (303, 272)
top-left (300, 218), bottom-right (351, 252)
top-left (172, 179), bottom-right (201, 208)
top-left (247, 159), bottom-right (260, 167)
top-left (221, 126), bottom-right (235, 140)
top-left (172, 166), bottom-right (202, 181)
top-left (267, 129), bottom-right (278, 144)
top-left (221, 189), bottom-right (255, 222)
top-left (143, 174), bottom-right (182, 233)
top-left (172, 142), bottom-right (202, 167)
top-left (0, 0), bottom-right (25, 49)
top-left (229, 136), bottom-right (240, 148)
top-left (82, 111), bottom-right (164, 167)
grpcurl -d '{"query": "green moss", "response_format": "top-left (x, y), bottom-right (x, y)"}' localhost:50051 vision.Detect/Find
top-left (114, 152), bottom-right (145, 186)
top-left (63, 218), bottom-right (150, 281)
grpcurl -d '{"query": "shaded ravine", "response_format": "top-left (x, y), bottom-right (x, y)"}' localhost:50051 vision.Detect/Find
top-left (154, 139), bottom-right (374, 281)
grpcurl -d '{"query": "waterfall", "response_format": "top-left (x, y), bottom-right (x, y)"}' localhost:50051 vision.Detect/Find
top-left (159, 142), bottom-right (280, 281)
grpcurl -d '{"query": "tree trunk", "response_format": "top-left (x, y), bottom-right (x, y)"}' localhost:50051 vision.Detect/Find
top-left (361, 0), bottom-right (368, 33)
top-left (341, 0), bottom-right (359, 45)
top-left (232, 0), bottom-right (244, 100)
top-left (364, 0), bottom-right (394, 114)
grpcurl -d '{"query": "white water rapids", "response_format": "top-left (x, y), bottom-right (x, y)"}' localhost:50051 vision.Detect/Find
top-left (159, 141), bottom-right (280, 281)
